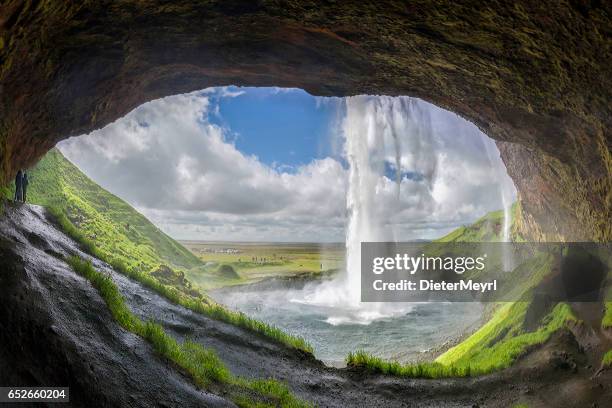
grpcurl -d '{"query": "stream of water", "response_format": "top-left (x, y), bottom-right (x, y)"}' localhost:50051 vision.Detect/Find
top-left (211, 286), bottom-right (482, 366)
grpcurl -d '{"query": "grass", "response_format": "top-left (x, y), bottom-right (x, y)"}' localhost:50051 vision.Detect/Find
top-left (16, 149), bottom-right (312, 354)
top-left (603, 349), bottom-right (612, 367)
top-left (10, 148), bottom-right (201, 271)
top-left (182, 241), bottom-right (344, 289)
top-left (55, 207), bottom-right (312, 354)
top-left (67, 256), bottom-right (310, 408)
top-left (438, 302), bottom-right (576, 368)
top-left (435, 254), bottom-right (563, 366)
top-left (347, 213), bottom-right (578, 380)
top-left (68, 255), bottom-right (142, 332)
top-left (347, 302), bottom-right (577, 378)
top-left (435, 204), bottom-right (518, 243)
top-left (603, 300), bottom-right (612, 329)
top-left (347, 351), bottom-right (478, 378)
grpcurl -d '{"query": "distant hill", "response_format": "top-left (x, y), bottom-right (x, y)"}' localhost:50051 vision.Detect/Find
top-left (17, 149), bottom-right (202, 272)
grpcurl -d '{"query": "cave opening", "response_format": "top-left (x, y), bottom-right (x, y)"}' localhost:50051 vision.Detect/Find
top-left (1, 3), bottom-right (610, 405)
top-left (26, 86), bottom-right (519, 365)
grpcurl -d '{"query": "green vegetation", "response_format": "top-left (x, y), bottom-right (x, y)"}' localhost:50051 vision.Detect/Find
top-left (347, 205), bottom-right (586, 379)
top-left (603, 349), bottom-right (612, 367)
top-left (347, 303), bottom-right (576, 378)
top-left (55, 208), bottom-right (312, 354)
top-left (68, 256), bottom-right (309, 408)
top-left (0, 185), bottom-right (9, 200)
top-left (217, 264), bottom-right (241, 279)
top-left (16, 150), bottom-right (312, 354)
top-left (604, 305), bottom-right (612, 329)
top-left (182, 241), bottom-right (343, 289)
top-left (437, 302), bottom-right (576, 368)
top-left (346, 351), bottom-right (476, 378)
top-left (17, 149), bottom-right (201, 271)
top-left (603, 299), bottom-right (612, 329)
top-left (436, 204), bottom-right (519, 242)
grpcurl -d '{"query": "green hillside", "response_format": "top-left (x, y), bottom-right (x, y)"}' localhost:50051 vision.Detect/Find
top-left (5, 150), bottom-right (606, 372)
top-left (348, 204), bottom-right (592, 377)
top-left (432, 208), bottom-right (584, 371)
top-left (14, 149), bottom-right (202, 272)
top-left (436, 205), bottom-right (520, 243)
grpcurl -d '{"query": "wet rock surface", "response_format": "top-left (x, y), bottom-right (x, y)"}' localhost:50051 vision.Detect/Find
top-left (0, 204), bottom-right (610, 407)
top-left (0, 204), bottom-right (234, 407)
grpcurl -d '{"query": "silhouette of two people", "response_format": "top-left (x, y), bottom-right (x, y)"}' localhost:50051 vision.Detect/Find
top-left (14, 170), bottom-right (29, 203)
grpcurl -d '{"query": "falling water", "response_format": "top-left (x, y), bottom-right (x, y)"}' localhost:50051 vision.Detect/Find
top-left (483, 140), bottom-right (514, 270)
top-left (299, 96), bottom-right (436, 324)
top-left (343, 96), bottom-right (399, 305)
top-left (502, 195), bottom-right (511, 242)
top-left (499, 184), bottom-right (512, 270)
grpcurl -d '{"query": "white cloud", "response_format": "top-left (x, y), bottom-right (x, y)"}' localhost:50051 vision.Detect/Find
top-left (59, 91), bottom-right (347, 241)
top-left (58, 90), bottom-right (516, 242)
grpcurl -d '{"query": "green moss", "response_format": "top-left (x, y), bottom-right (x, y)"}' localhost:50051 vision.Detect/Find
top-left (436, 203), bottom-right (518, 242)
top-left (347, 302), bottom-right (577, 378)
top-left (24, 149), bottom-right (201, 271)
top-left (603, 349), bottom-right (612, 367)
top-left (603, 302), bottom-right (612, 329)
top-left (54, 206), bottom-right (312, 354)
top-left (67, 256), bottom-right (310, 408)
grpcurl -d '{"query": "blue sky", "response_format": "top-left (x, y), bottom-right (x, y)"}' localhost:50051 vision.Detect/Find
top-left (59, 87), bottom-right (516, 242)
top-left (206, 87), bottom-right (340, 169)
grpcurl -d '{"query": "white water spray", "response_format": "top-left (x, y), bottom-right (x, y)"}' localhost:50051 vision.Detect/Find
top-left (297, 95), bottom-right (517, 324)
top-left (483, 140), bottom-right (515, 270)
top-left (299, 96), bottom-right (437, 324)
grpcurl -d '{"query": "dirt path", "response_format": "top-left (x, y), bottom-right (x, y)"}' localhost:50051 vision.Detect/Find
top-left (0, 204), bottom-right (609, 407)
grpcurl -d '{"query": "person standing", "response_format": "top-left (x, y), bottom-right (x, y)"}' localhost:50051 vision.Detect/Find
top-left (22, 171), bottom-right (29, 202)
top-left (14, 169), bottom-right (23, 202)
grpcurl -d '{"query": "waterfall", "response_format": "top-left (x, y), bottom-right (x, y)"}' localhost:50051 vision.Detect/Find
top-left (298, 95), bottom-right (515, 324)
top-left (298, 96), bottom-right (434, 324)
top-left (502, 193), bottom-right (511, 243)
top-left (482, 140), bottom-right (514, 272)
top-left (343, 96), bottom-right (397, 305)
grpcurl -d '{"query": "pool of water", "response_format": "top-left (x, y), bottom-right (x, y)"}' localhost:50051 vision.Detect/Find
top-left (211, 283), bottom-right (483, 366)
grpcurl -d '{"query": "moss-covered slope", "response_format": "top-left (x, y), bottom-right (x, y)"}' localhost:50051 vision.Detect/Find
top-left (436, 204), bottom-right (520, 243)
top-left (14, 148), bottom-right (201, 271)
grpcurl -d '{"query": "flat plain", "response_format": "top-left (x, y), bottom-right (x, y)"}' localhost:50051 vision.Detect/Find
top-left (181, 241), bottom-right (344, 289)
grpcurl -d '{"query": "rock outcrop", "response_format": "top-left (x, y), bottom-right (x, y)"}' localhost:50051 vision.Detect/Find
top-left (0, 1), bottom-right (610, 240)
top-left (2, 203), bottom-right (611, 408)
top-left (0, 204), bottom-right (233, 407)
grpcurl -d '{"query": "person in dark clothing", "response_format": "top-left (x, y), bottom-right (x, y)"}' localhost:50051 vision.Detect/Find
top-left (14, 170), bottom-right (23, 202)
top-left (22, 172), bottom-right (29, 202)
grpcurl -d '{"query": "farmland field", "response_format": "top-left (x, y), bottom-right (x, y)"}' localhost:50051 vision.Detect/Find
top-left (180, 241), bottom-right (344, 289)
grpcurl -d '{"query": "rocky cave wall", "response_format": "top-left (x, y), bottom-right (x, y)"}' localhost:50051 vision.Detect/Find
top-left (0, 0), bottom-right (610, 241)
